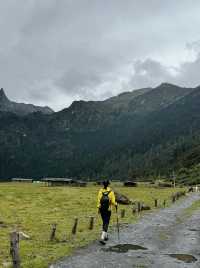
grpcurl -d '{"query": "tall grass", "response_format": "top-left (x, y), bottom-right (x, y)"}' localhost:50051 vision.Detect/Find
top-left (0, 182), bottom-right (184, 268)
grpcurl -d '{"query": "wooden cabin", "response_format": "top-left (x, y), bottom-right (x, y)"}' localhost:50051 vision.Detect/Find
top-left (72, 180), bottom-right (87, 187)
top-left (41, 178), bottom-right (73, 186)
top-left (41, 178), bottom-right (87, 187)
top-left (12, 178), bottom-right (33, 183)
top-left (123, 181), bottom-right (137, 187)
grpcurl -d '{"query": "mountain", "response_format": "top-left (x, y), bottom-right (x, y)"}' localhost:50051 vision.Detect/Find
top-left (0, 83), bottom-right (200, 181)
top-left (0, 88), bottom-right (54, 115)
top-left (52, 83), bottom-right (193, 132)
top-left (99, 85), bottom-right (200, 178)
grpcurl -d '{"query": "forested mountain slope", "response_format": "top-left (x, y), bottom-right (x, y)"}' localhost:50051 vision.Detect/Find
top-left (0, 83), bottom-right (199, 180)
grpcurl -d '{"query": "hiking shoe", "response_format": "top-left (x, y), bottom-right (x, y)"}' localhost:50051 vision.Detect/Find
top-left (104, 232), bottom-right (108, 241)
top-left (101, 231), bottom-right (106, 240)
top-left (99, 239), bottom-right (106, 245)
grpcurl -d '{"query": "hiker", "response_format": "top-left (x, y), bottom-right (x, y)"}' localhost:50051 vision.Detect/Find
top-left (97, 180), bottom-right (117, 243)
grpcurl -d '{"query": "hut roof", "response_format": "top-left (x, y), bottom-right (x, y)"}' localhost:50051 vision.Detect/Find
top-left (41, 178), bottom-right (73, 182)
top-left (12, 178), bottom-right (33, 181)
top-left (124, 181), bottom-right (137, 187)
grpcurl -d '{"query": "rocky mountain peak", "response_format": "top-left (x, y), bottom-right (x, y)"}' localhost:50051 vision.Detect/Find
top-left (0, 88), bottom-right (54, 115)
top-left (157, 82), bottom-right (179, 89)
top-left (0, 88), bottom-right (9, 103)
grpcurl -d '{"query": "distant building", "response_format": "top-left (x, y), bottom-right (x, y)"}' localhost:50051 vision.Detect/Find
top-left (12, 178), bottom-right (33, 183)
top-left (73, 180), bottom-right (87, 187)
top-left (123, 181), bottom-right (137, 187)
top-left (41, 178), bottom-right (87, 187)
top-left (158, 182), bottom-right (173, 188)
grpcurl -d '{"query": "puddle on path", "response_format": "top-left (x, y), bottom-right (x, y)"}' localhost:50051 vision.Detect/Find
top-left (103, 244), bottom-right (148, 253)
top-left (168, 254), bottom-right (197, 263)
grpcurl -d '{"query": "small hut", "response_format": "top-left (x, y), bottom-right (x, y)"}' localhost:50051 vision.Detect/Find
top-left (124, 181), bottom-right (137, 187)
top-left (41, 178), bottom-right (87, 187)
top-left (158, 182), bottom-right (173, 188)
top-left (72, 180), bottom-right (87, 187)
top-left (41, 178), bottom-right (73, 186)
top-left (12, 178), bottom-right (33, 183)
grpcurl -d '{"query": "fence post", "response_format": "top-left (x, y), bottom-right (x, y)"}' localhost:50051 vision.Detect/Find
top-left (137, 202), bottom-right (141, 213)
top-left (163, 200), bottom-right (166, 208)
top-left (154, 199), bottom-right (158, 208)
top-left (132, 206), bottom-right (137, 214)
top-left (50, 224), bottom-right (57, 241)
top-left (10, 231), bottom-right (20, 268)
top-left (121, 209), bottom-right (125, 218)
top-left (88, 216), bottom-right (94, 230)
top-left (72, 218), bottom-right (78, 235)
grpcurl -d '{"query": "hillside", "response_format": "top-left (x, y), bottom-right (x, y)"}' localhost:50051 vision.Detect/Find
top-left (99, 85), bottom-right (200, 178)
top-left (0, 88), bottom-right (54, 115)
top-left (0, 83), bottom-right (200, 181)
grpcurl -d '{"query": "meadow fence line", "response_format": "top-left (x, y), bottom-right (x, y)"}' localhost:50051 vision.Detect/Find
top-left (8, 190), bottom-right (186, 267)
top-left (10, 231), bottom-right (20, 268)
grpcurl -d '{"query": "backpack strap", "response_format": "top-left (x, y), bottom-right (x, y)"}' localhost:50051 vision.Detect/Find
top-left (102, 190), bottom-right (111, 196)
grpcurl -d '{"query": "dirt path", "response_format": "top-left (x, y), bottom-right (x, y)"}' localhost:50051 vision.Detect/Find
top-left (51, 193), bottom-right (200, 268)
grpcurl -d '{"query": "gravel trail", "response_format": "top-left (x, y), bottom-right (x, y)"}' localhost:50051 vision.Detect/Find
top-left (51, 193), bottom-right (200, 268)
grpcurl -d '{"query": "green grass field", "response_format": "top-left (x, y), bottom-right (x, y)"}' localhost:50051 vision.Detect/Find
top-left (0, 182), bottom-right (185, 268)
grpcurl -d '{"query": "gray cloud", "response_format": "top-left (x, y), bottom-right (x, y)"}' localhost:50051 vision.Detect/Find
top-left (0, 1), bottom-right (200, 110)
top-left (177, 53), bottom-right (200, 87)
top-left (128, 59), bottom-right (173, 89)
top-left (128, 48), bottom-right (200, 90)
top-left (56, 69), bottom-right (102, 98)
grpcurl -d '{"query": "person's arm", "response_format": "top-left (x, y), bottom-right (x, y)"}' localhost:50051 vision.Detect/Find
top-left (97, 189), bottom-right (102, 211)
top-left (110, 190), bottom-right (118, 208)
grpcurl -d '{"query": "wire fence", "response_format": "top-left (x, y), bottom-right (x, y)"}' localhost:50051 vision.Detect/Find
top-left (8, 190), bottom-right (187, 268)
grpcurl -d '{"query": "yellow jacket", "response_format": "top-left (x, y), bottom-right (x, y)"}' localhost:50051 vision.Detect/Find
top-left (97, 187), bottom-right (117, 211)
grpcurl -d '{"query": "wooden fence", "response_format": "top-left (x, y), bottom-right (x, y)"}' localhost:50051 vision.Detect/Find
top-left (9, 190), bottom-right (186, 267)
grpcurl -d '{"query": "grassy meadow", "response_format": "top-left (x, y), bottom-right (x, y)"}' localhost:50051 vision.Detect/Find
top-left (0, 182), bottom-right (185, 268)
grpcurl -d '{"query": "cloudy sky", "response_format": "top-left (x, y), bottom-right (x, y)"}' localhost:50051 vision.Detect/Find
top-left (1, 1), bottom-right (200, 111)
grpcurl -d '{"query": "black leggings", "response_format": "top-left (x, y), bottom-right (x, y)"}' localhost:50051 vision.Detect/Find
top-left (100, 209), bottom-right (111, 232)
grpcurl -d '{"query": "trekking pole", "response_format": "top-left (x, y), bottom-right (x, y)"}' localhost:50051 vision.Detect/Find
top-left (116, 206), bottom-right (120, 241)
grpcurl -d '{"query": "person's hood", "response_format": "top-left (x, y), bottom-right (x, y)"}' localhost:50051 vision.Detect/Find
top-left (101, 187), bottom-right (111, 192)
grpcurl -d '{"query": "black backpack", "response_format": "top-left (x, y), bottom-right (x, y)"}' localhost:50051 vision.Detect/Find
top-left (100, 191), bottom-right (111, 210)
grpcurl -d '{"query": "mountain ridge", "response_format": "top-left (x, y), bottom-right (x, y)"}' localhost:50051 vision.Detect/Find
top-left (0, 88), bottom-right (54, 115)
top-left (0, 82), bottom-right (200, 180)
